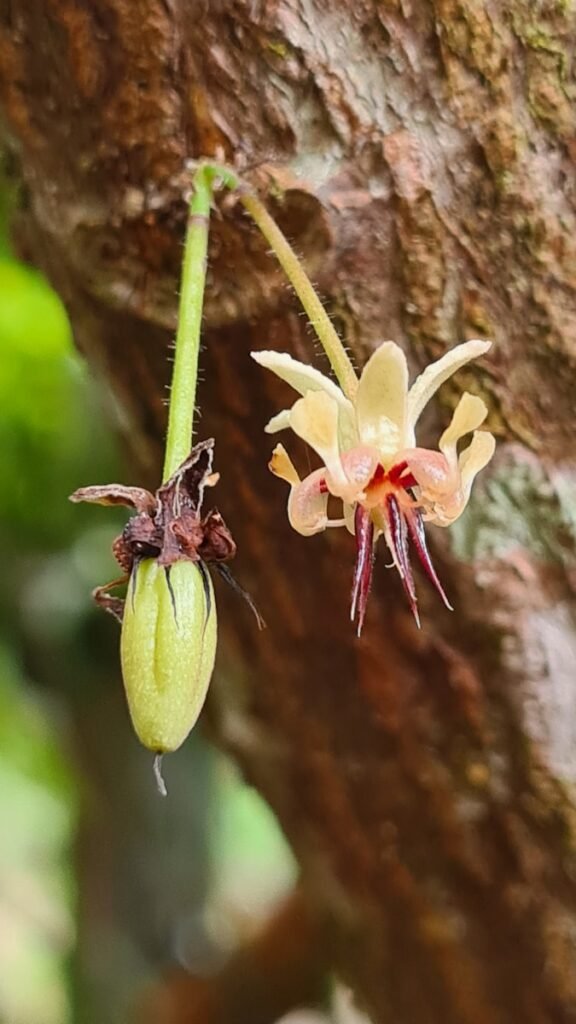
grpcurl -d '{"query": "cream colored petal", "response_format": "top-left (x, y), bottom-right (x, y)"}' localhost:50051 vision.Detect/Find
top-left (252, 350), bottom-right (357, 448)
top-left (252, 349), bottom-right (338, 396)
top-left (458, 431), bottom-right (496, 496)
top-left (355, 341), bottom-right (408, 458)
top-left (339, 446), bottom-right (380, 494)
top-left (287, 468), bottom-right (329, 536)
top-left (439, 393), bottom-right (488, 467)
top-left (401, 447), bottom-right (453, 500)
top-left (290, 391), bottom-right (349, 489)
top-left (269, 443), bottom-right (300, 486)
top-left (407, 339), bottom-right (491, 432)
top-left (268, 446), bottom-right (329, 535)
top-left (425, 431), bottom-right (495, 527)
top-left (265, 409), bottom-right (292, 434)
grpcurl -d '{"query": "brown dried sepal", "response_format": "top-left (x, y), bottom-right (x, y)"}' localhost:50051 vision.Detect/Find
top-left (70, 439), bottom-right (237, 620)
top-left (92, 576), bottom-right (130, 623)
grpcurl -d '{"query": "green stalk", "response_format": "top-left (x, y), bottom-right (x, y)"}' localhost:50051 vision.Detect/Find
top-left (239, 192), bottom-right (358, 398)
top-left (200, 162), bottom-right (358, 400)
top-left (162, 165), bottom-right (214, 481)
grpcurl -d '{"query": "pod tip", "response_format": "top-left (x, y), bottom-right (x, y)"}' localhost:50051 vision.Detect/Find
top-left (153, 753), bottom-right (168, 797)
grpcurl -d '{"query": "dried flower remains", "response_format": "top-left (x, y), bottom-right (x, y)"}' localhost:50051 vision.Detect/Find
top-left (71, 440), bottom-right (259, 756)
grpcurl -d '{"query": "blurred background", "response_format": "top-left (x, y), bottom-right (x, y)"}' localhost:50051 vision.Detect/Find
top-left (0, 177), bottom-right (297, 1024)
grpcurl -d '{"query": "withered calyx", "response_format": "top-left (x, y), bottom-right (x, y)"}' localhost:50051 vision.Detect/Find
top-left (70, 439), bottom-right (239, 621)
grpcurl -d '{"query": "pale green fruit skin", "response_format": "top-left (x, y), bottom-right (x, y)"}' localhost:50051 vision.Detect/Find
top-left (120, 559), bottom-right (217, 753)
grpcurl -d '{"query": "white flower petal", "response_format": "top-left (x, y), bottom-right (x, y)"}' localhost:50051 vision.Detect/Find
top-left (269, 446), bottom-right (328, 535)
top-left (439, 393), bottom-right (488, 467)
top-left (252, 350), bottom-right (357, 448)
top-left (355, 342), bottom-right (408, 459)
top-left (339, 446), bottom-right (380, 493)
top-left (265, 409), bottom-right (292, 434)
top-left (406, 339), bottom-right (491, 432)
top-left (252, 350), bottom-right (338, 397)
top-left (425, 431), bottom-right (495, 527)
top-left (290, 391), bottom-right (348, 488)
top-left (288, 469), bottom-right (330, 536)
top-left (458, 431), bottom-right (496, 497)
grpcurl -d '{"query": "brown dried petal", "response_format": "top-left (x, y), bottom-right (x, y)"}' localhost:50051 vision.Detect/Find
top-left (199, 510), bottom-right (237, 562)
top-left (92, 576), bottom-right (129, 622)
top-left (124, 513), bottom-right (163, 553)
top-left (157, 512), bottom-right (204, 566)
top-left (69, 483), bottom-right (156, 514)
top-left (156, 440), bottom-right (215, 521)
top-left (112, 534), bottom-right (135, 575)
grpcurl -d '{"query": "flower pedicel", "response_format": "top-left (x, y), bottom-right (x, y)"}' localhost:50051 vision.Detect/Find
top-left (252, 339), bottom-right (495, 633)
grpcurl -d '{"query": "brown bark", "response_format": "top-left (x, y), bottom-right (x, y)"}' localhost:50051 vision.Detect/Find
top-left (2, 1), bottom-right (576, 1022)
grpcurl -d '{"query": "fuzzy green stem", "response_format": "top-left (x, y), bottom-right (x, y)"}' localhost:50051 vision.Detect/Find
top-left (162, 166), bottom-right (214, 482)
top-left (199, 161), bottom-right (358, 399)
top-left (239, 192), bottom-right (358, 397)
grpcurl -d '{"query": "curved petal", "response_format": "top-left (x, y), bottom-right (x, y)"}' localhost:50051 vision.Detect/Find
top-left (290, 391), bottom-right (349, 490)
top-left (439, 393), bottom-right (488, 468)
top-left (458, 431), bottom-right (496, 498)
top-left (355, 341), bottom-right (408, 459)
top-left (339, 446), bottom-right (381, 493)
top-left (424, 431), bottom-right (495, 527)
top-left (406, 339), bottom-right (491, 433)
top-left (69, 483), bottom-right (155, 513)
top-left (287, 469), bottom-right (330, 536)
top-left (252, 350), bottom-right (357, 448)
top-left (269, 443), bottom-right (300, 486)
top-left (401, 447), bottom-right (453, 499)
top-left (269, 445), bottom-right (329, 536)
top-left (265, 409), bottom-right (292, 434)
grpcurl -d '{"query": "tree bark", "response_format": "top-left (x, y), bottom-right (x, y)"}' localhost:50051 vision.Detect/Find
top-left (2, 2), bottom-right (576, 1021)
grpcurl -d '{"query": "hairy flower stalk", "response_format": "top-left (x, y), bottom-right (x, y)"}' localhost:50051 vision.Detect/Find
top-left (70, 166), bottom-right (253, 786)
top-left (191, 160), bottom-right (358, 398)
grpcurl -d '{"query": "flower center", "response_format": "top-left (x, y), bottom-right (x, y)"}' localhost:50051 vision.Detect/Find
top-left (362, 460), bottom-right (419, 511)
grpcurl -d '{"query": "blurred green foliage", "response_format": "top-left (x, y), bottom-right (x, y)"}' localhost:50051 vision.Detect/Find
top-left (0, 188), bottom-right (121, 1022)
top-left (0, 642), bottom-right (74, 1024)
top-left (0, 256), bottom-right (119, 547)
top-left (0, 242), bottom-right (84, 1022)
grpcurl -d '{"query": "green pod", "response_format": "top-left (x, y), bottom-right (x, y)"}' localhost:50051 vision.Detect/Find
top-left (120, 558), bottom-right (217, 753)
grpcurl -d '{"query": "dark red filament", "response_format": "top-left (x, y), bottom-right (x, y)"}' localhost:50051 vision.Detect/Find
top-left (388, 460), bottom-right (418, 489)
top-left (350, 505), bottom-right (375, 637)
top-left (404, 507), bottom-right (452, 611)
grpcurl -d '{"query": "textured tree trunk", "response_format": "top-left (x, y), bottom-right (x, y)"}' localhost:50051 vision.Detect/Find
top-left (2, 2), bottom-right (576, 1021)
